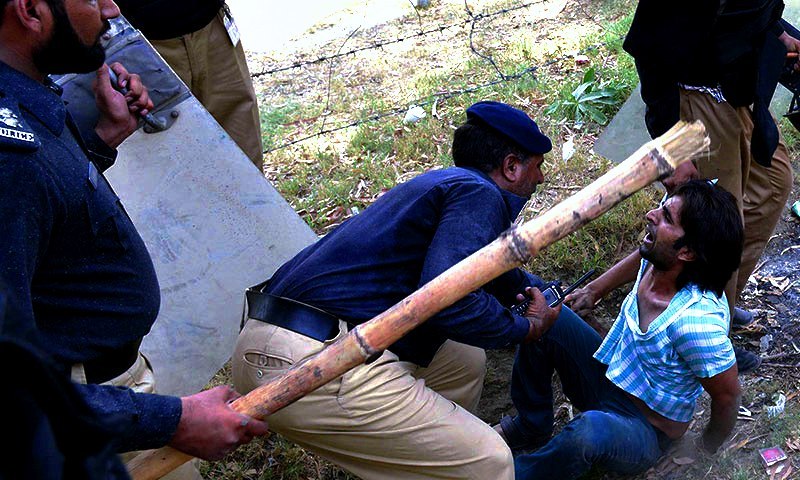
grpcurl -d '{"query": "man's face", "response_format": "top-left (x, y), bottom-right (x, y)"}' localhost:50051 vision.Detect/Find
top-left (639, 195), bottom-right (687, 270)
top-left (33, 0), bottom-right (120, 74)
top-left (513, 153), bottom-right (545, 197)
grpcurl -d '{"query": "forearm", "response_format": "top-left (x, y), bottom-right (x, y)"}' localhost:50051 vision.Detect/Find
top-left (433, 291), bottom-right (531, 348)
top-left (94, 124), bottom-right (131, 150)
top-left (588, 250), bottom-right (640, 299)
top-left (77, 383), bottom-right (182, 452)
top-left (702, 391), bottom-right (741, 452)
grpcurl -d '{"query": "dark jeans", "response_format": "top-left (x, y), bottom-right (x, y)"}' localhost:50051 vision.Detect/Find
top-left (510, 307), bottom-right (670, 480)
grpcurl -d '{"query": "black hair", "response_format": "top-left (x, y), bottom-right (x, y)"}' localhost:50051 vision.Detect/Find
top-left (672, 180), bottom-right (743, 297)
top-left (451, 119), bottom-right (531, 173)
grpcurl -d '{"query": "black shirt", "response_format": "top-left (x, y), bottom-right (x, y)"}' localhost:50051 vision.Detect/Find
top-left (0, 61), bottom-right (180, 451)
top-left (117, 0), bottom-right (225, 40)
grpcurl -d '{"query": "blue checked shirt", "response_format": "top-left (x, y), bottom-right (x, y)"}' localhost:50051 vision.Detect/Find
top-left (594, 260), bottom-right (736, 422)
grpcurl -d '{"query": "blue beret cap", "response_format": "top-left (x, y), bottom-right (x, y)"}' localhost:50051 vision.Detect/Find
top-left (466, 101), bottom-right (552, 155)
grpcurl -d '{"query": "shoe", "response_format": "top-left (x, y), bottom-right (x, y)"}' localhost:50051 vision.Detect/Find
top-left (734, 346), bottom-right (762, 374)
top-left (732, 307), bottom-right (755, 327)
top-left (493, 415), bottom-right (550, 454)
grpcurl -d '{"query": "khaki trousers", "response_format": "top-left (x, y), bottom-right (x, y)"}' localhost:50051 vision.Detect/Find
top-left (73, 354), bottom-right (201, 480)
top-left (232, 319), bottom-right (514, 480)
top-left (679, 90), bottom-right (793, 313)
top-left (151, 9), bottom-right (264, 170)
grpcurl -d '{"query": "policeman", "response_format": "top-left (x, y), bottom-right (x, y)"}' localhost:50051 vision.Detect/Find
top-left (116, 0), bottom-right (264, 170)
top-left (232, 101), bottom-right (562, 479)
top-left (0, 0), bottom-right (268, 463)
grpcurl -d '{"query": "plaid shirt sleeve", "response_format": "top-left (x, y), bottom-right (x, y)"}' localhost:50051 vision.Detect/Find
top-left (670, 299), bottom-right (736, 378)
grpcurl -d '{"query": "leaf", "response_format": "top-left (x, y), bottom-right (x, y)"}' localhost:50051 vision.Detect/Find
top-left (544, 102), bottom-right (559, 115)
top-left (578, 90), bottom-right (614, 102)
top-left (579, 90), bottom-right (620, 105)
top-left (588, 96), bottom-right (621, 105)
top-left (581, 103), bottom-right (608, 124)
top-left (574, 107), bottom-right (584, 125)
top-left (581, 67), bottom-right (596, 84)
top-left (572, 81), bottom-right (594, 100)
top-left (672, 456), bottom-right (695, 465)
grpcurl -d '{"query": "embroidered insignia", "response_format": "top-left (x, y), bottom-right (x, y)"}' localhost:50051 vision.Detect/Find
top-left (0, 107), bottom-right (21, 128)
top-left (0, 98), bottom-right (40, 151)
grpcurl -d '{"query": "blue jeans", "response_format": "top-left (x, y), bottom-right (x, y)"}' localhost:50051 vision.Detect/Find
top-left (510, 308), bottom-right (670, 479)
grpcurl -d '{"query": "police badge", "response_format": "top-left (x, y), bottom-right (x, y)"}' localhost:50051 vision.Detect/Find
top-left (0, 99), bottom-right (40, 151)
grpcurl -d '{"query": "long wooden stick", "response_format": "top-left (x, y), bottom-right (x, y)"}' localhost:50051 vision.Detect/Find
top-left (127, 120), bottom-right (708, 480)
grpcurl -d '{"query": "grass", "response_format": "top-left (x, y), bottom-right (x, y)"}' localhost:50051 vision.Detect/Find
top-left (260, 102), bottom-right (303, 151)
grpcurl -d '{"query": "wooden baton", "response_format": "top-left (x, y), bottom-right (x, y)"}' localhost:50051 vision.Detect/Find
top-left (127, 120), bottom-right (709, 480)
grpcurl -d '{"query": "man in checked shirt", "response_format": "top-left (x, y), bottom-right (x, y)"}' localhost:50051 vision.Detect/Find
top-left (499, 180), bottom-right (743, 479)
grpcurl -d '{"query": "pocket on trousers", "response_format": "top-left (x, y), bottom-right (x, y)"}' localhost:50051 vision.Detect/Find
top-left (241, 350), bottom-right (293, 369)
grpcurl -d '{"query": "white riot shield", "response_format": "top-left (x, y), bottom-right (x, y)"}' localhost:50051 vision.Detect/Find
top-left (56, 17), bottom-right (317, 396)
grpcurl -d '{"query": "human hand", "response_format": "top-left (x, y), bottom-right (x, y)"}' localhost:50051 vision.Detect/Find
top-left (661, 160), bottom-right (699, 194)
top-left (661, 432), bottom-right (712, 476)
top-left (564, 285), bottom-right (600, 318)
top-left (169, 386), bottom-right (270, 461)
top-left (779, 32), bottom-right (800, 72)
top-left (93, 62), bottom-right (153, 148)
top-left (520, 287), bottom-right (561, 342)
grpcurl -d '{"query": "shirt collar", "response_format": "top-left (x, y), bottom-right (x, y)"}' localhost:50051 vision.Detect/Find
top-left (0, 61), bottom-right (66, 136)
top-left (460, 166), bottom-right (530, 219)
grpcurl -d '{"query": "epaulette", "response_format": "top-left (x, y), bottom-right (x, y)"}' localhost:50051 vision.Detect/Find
top-left (0, 95), bottom-right (40, 152)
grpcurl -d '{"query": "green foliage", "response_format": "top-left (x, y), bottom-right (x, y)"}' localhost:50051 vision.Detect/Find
top-left (260, 102), bottom-right (302, 151)
top-left (544, 67), bottom-right (624, 127)
top-left (525, 166), bottom-right (661, 280)
top-left (779, 117), bottom-right (800, 153)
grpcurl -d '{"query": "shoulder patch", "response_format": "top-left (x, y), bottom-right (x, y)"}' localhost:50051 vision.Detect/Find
top-left (0, 97), bottom-right (40, 152)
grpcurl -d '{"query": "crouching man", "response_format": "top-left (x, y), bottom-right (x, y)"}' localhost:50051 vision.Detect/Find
top-left (501, 180), bottom-right (743, 479)
top-left (232, 101), bottom-right (562, 479)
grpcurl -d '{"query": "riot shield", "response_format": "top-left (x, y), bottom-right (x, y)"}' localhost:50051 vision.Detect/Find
top-left (55, 17), bottom-right (317, 396)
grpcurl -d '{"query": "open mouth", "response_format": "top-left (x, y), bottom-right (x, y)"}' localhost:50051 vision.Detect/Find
top-left (642, 227), bottom-right (654, 246)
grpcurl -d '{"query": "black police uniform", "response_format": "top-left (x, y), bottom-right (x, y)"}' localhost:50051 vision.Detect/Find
top-left (0, 61), bottom-right (181, 452)
top-left (0, 279), bottom-right (130, 479)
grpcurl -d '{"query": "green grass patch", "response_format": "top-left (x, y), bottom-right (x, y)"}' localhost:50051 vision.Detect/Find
top-left (524, 154), bottom-right (661, 281)
top-left (260, 102), bottom-right (303, 151)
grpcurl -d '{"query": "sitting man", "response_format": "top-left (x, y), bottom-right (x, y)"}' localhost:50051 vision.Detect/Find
top-left (502, 180), bottom-right (743, 479)
top-left (232, 101), bottom-right (563, 479)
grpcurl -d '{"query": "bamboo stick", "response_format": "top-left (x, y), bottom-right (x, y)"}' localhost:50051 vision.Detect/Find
top-left (127, 120), bottom-right (708, 480)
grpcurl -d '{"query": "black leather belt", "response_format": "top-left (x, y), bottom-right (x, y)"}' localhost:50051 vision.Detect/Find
top-left (246, 289), bottom-right (341, 342)
top-left (83, 338), bottom-right (142, 384)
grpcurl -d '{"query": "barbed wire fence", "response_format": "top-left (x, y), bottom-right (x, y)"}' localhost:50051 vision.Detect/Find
top-left (251, 0), bottom-right (552, 78)
top-left (254, 0), bottom-right (621, 155)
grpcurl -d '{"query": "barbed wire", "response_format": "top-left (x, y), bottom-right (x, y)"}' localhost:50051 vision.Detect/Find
top-left (465, 0), bottom-right (507, 80)
top-left (263, 39), bottom-right (616, 154)
top-left (251, 0), bottom-right (550, 78)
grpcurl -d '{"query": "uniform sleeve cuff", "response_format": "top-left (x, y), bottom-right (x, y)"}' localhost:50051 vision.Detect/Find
top-left (510, 314), bottom-right (531, 344)
top-left (123, 392), bottom-right (182, 451)
top-left (83, 129), bottom-right (118, 172)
